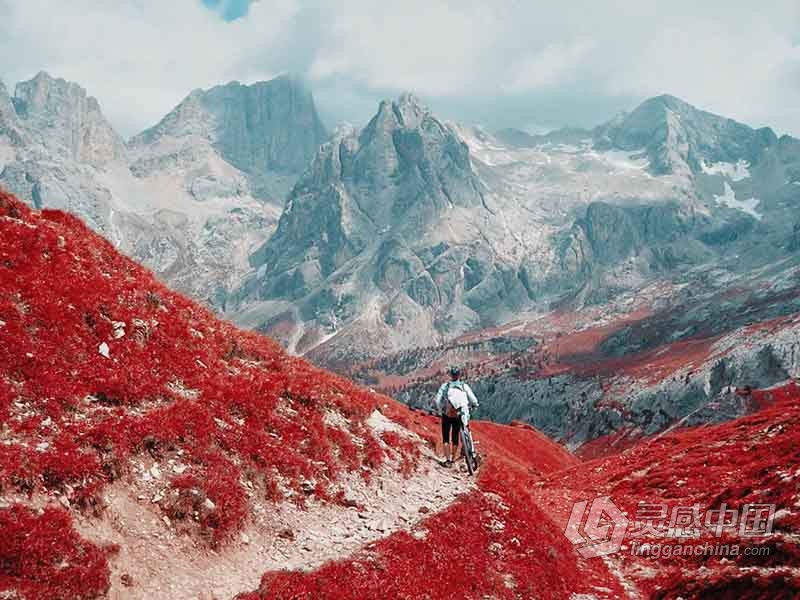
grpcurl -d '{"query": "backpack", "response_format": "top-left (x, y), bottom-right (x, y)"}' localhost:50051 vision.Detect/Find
top-left (444, 382), bottom-right (468, 418)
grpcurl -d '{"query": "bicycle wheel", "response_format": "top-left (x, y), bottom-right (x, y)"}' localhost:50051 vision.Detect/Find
top-left (461, 428), bottom-right (477, 476)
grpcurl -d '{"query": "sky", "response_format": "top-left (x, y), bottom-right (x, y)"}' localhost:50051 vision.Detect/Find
top-left (0, 0), bottom-right (798, 138)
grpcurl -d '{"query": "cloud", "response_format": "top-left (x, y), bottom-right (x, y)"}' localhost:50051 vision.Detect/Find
top-left (504, 40), bottom-right (595, 92)
top-left (606, 15), bottom-right (800, 130)
top-left (0, 0), bottom-right (798, 137)
top-left (0, 0), bottom-right (297, 136)
top-left (308, 0), bottom-right (501, 96)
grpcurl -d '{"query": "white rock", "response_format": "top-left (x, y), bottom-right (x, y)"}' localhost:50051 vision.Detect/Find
top-left (112, 321), bottom-right (126, 339)
top-left (98, 342), bottom-right (110, 359)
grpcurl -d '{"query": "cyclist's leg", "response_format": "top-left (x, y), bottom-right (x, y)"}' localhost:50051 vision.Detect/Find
top-left (441, 416), bottom-right (452, 462)
top-left (451, 417), bottom-right (462, 462)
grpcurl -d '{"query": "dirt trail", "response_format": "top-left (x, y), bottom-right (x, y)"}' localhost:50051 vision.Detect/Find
top-left (73, 411), bottom-right (475, 600)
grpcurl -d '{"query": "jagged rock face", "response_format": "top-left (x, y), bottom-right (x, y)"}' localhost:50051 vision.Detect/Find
top-left (237, 95), bottom-right (511, 355)
top-left (559, 201), bottom-right (712, 284)
top-left (0, 81), bottom-right (25, 147)
top-left (245, 94), bottom-right (484, 300)
top-left (133, 76), bottom-right (327, 176)
top-left (594, 95), bottom-right (777, 175)
top-left (13, 72), bottom-right (126, 165)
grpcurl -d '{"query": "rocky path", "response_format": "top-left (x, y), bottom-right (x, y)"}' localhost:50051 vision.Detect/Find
top-left (74, 412), bottom-right (476, 600)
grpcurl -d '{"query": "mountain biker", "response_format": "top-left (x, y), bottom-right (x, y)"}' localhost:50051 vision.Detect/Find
top-left (434, 366), bottom-right (479, 467)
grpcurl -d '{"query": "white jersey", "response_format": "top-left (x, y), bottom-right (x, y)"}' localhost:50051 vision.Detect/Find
top-left (434, 380), bottom-right (479, 424)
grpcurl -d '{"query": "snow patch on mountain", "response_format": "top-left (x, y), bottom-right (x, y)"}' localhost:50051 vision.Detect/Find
top-left (714, 181), bottom-right (762, 220)
top-left (701, 159), bottom-right (751, 181)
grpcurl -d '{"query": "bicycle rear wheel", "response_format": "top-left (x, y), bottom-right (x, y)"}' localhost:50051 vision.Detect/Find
top-left (461, 428), bottom-right (477, 476)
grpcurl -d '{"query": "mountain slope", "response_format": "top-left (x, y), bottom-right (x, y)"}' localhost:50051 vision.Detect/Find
top-left (234, 94), bottom-right (508, 359)
top-left (0, 189), bottom-right (442, 598)
top-left (13, 71), bottom-right (126, 166)
top-left (359, 253), bottom-right (800, 449)
top-left (532, 381), bottom-right (800, 598)
top-left (236, 384), bottom-right (800, 599)
top-left (130, 75), bottom-right (327, 198)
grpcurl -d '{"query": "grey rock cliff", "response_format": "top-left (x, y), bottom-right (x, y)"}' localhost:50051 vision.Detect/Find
top-left (13, 72), bottom-right (126, 165)
top-left (133, 75), bottom-right (327, 178)
top-left (250, 93), bottom-right (484, 297)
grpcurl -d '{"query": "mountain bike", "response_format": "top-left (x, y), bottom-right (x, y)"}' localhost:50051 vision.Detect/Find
top-left (459, 415), bottom-right (479, 476)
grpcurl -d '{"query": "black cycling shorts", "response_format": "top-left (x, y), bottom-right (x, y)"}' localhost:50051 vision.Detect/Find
top-left (441, 415), bottom-right (462, 445)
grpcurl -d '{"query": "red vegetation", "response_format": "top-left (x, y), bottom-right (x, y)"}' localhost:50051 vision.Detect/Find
top-left (239, 414), bottom-right (622, 600)
top-left (575, 427), bottom-right (643, 460)
top-left (379, 430), bottom-right (420, 477)
top-left (0, 505), bottom-right (115, 600)
top-left (0, 191), bottom-right (423, 591)
top-left (532, 381), bottom-right (800, 598)
top-left (252, 382), bottom-right (800, 599)
top-left (238, 481), bottom-right (586, 600)
top-left (471, 420), bottom-right (578, 477)
top-left (0, 190), bottom-right (402, 509)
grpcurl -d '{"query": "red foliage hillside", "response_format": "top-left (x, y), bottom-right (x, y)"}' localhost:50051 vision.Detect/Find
top-left (0, 191), bottom-right (420, 596)
top-left (0, 189), bottom-right (608, 599)
top-left (532, 381), bottom-right (800, 598)
top-left (240, 383), bottom-right (800, 599)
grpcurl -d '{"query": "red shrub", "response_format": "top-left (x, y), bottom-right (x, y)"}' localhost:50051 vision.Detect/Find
top-left (0, 505), bottom-right (112, 600)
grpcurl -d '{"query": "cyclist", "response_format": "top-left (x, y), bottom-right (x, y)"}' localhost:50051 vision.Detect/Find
top-left (434, 366), bottom-right (479, 467)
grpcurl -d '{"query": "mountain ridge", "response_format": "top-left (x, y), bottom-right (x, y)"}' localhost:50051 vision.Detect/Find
top-left (233, 90), bottom-right (800, 369)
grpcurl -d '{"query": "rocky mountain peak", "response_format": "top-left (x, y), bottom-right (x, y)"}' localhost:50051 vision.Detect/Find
top-left (133, 74), bottom-right (327, 175)
top-left (394, 92), bottom-right (428, 128)
top-left (12, 71), bottom-right (125, 165)
top-left (238, 95), bottom-right (494, 352)
top-left (366, 93), bottom-right (429, 134)
top-left (594, 94), bottom-right (777, 176)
